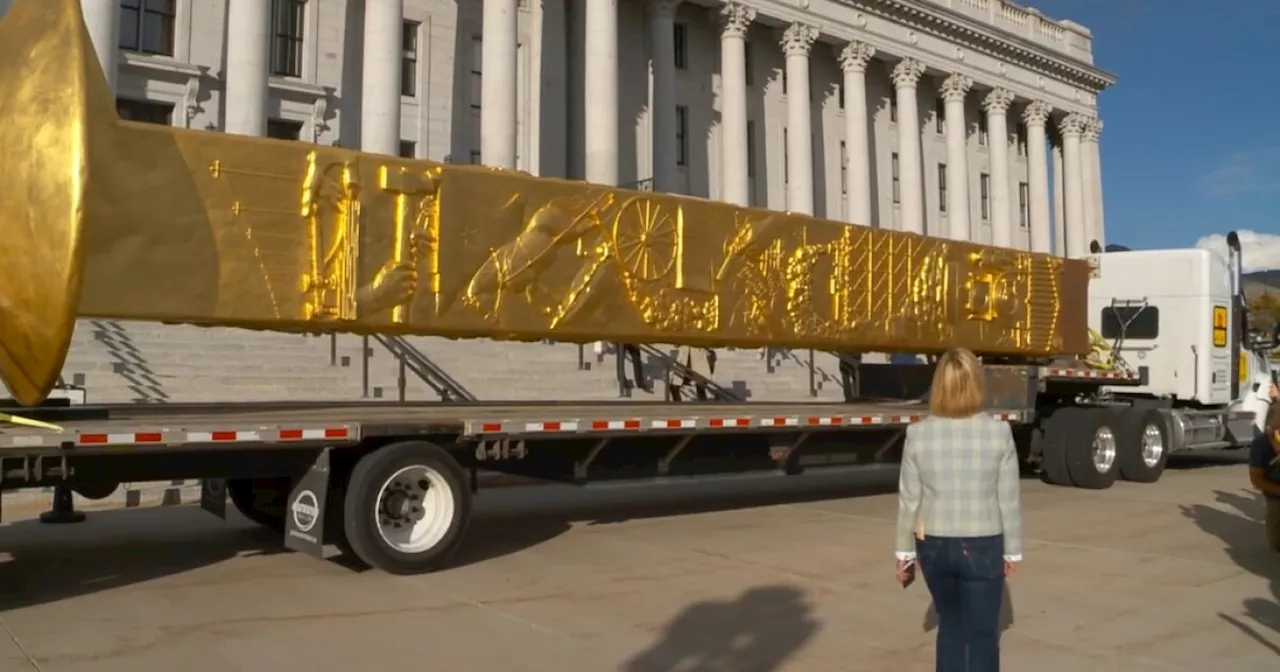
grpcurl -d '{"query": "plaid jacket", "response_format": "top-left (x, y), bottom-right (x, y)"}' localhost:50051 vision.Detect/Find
top-left (894, 413), bottom-right (1024, 558)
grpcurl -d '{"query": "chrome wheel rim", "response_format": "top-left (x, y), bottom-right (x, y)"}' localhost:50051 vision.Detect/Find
top-left (1092, 426), bottom-right (1117, 473)
top-left (1140, 423), bottom-right (1165, 468)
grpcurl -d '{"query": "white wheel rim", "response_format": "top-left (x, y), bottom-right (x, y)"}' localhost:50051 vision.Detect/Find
top-left (1140, 423), bottom-right (1165, 468)
top-left (1092, 426), bottom-right (1117, 474)
top-left (374, 465), bottom-right (455, 554)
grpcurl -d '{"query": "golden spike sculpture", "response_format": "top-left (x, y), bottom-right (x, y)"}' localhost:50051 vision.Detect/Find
top-left (0, 0), bottom-right (1090, 406)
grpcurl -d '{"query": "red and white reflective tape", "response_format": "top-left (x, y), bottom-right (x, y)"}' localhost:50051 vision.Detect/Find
top-left (651, 418), bottom-right (697, 430)
top-left (469, 410), bottom-right (1020, 436)
top-left (708, 417), bottom-right (752, 428)
top-left (1045, 367), bottom-right (1138, 380)
top-left (522, 420), bottom-right (579, 433)
top-left (590, 419), bottom-right (643, 431)
top-left (0, 425), bottom-right (354, 449)
top-left (759, 417), bottom-right (800, 428)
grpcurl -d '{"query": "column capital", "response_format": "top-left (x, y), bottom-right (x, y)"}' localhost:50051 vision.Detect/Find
top-left (1021, 100), bottom-right (1052, 126)
top-left (837, 41), bottom-right (876, 73)
top-left (649, 0), bottom-right (681, 18)
top-left (1058, 112), bottom-right (1088, 138)
top-left (981, 87), bottom-right (1015, 114)
top-left (890, 58), bottom-right (925, 89)
top-left (939, 73), bottom-right (973, 103)
top-left (780, 22), bottom-right (818, 57)
top-left (1083, 116), bottom-right (1102, 141)
top-left (719, 2), bottom-right (756, 39)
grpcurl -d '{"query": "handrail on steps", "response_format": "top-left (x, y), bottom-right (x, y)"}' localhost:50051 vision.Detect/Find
top-left (371, 334), bottom-right (477, 402)
top-left (618, 343), bottom-right (744, 402)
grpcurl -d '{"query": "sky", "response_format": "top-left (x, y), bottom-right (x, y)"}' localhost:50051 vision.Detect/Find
top-left (1032, 0), bottom-right (1280, 269)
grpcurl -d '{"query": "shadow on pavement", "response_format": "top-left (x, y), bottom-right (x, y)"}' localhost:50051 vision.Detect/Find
top-left (1181, 488), bottom-right (1280, 657)
top-left (619, 585), bottom-right (819, 671)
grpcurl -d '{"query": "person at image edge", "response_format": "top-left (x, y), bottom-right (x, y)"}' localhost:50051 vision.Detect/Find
top-left (1249, 382), bottom-right (1280, 551)
top-left (895, 348), bottom-right (1023, 672)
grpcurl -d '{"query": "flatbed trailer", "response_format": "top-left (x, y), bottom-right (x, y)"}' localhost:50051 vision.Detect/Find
top-left (0, 363), bottom-right (1164, 575)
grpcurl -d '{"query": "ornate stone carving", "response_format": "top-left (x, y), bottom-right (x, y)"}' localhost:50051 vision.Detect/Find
top-left (1021, 100), bottom-right (1052, 126)
top-left (781, 22), bottom-right (818, 58)
top-left (650, 0), bottom-right (681, 17)
top-left (890, 58), bottom-right (925, 89)
top-left (1058, 112), bottom-right (1087, 137)
top-left (1083, 116), bottom-right (1102, 141)
top-left (939, 73), bottom-right (973, 103)
top-left (719, 2), bottom-right (755, 39)
top-left (837, 41), bottom-right (876, 73)
top-left (981, 87), bottom-right (1015, 115)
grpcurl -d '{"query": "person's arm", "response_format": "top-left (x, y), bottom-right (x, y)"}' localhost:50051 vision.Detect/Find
top-left (1249, 467), bottom-right (1280, 496)
top-left (1248, 434), bottom-right (1280, 496)
top-left (895, 427), bottom-right (923, 561)
top-left (996, 425), bottom-right (1024, 562)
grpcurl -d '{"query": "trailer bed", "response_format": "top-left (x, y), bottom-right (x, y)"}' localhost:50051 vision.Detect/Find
top-left (0, 400), bottom-right (1026, 453)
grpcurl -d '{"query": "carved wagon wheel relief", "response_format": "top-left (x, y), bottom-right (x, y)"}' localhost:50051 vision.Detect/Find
top-left (611, 197), bottom-right (679, 283)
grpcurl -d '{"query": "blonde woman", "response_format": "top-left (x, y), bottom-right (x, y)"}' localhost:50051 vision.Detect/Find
top-left (894, 348), bottom-right (1023, 672)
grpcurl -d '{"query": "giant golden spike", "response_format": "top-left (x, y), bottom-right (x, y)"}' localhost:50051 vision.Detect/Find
top-left (0, 0), bottom-right (1091, 406)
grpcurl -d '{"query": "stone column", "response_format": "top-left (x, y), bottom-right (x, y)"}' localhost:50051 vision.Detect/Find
top-left (940, 74), bottom-right (973, 241)
top-left (1086, 116), bottom-right (1106, 249)
top-left (361, 0), bottom-right (404, 155)
top-left (81, 0), bottom-right (120, 94)
top-left (891, 59), bottom-right (926, 234)
top-left (1021, 101), bottom-right (1052, 254)
top-left (584, 0), bottom-right (619, 185)
top-left (838, 41), bottom-right (875, 226)
top-left (1059, 112), bottom-right (1088, 258)
top-left (649, 0), bottom-right (681, 192)
top-left (781, 22), bottom-right (818, 215)
top-left (982, 88), bottom-right (1015, 248)
top-left (481, 0), bottom-right (519, 168)
top-left (224, 0), bottom-right (271, 136)
top-left (1052, 135), bottom-right (1065, 254)
top-left (1079, 115), bottom-right (1099, 252)
top-left (717, 2), bottom-right (755, 206)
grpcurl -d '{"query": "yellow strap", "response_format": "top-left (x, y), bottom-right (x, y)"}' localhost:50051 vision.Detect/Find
top-left (0, 412), bottom-right (65, 432)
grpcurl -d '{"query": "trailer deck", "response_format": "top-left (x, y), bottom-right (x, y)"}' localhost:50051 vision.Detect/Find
top-left (0, 400), bottom-right (1028, 453)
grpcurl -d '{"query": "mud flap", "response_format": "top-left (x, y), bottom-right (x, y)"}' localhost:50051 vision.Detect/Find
top-left (200, 478), bottom-right (227, 519)
top-left (284, 448), bottom-right (333, 560)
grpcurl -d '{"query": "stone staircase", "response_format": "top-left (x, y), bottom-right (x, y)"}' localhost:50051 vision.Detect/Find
top-left (60, 320), bottom-right (848, 404)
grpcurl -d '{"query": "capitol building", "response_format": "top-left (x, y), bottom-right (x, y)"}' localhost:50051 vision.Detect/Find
top-left (82, 0), bottom-right (1113, 255)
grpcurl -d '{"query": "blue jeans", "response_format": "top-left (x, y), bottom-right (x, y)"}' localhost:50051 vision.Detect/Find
top-left (917, 534), bottom-right (1005, 672)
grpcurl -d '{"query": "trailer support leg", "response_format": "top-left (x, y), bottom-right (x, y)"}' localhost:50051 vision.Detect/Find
top-left (39, 485), bottom-right (86, 524)
top-left (656, 435), bottom-right (696, 476)
top-left (573, 438), bottom-right (611, 484)
top-left (769, 432), bottom-right (810, 476)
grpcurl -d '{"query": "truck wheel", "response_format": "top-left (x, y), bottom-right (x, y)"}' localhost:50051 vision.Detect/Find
top-left (227, 477), bottom-right (290, 532)
top-left (342, 440), bottom-right (471, 575)
top-left (1038, 408), bottom-right (1080, 486)
top-left (1117, 409), bottom-right (1169, 483)
top-left (1065, 409), bottom-right (1122, 490)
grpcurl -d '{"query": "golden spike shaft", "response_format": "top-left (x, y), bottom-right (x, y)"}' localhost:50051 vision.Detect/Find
top-left (0, 0), bottom-right (1089, 406)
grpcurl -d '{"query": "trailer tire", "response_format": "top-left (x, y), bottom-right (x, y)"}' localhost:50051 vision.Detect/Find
top-left (1065, 409), bottom-right (1122, 490)
top-left (227, 477), bottom-right (291, 532)
top-left (1117, 409), bottom-right (1169, 483)
top-left (342, 440), bottom-right (470, 575)
top-left (1038, 408), bottom-right (1079, 487)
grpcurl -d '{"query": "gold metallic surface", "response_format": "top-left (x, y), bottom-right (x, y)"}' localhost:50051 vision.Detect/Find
top-left (0, 0), bottom-right (1089, 405)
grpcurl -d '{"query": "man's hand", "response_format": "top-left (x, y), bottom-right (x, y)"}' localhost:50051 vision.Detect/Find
top-left (896, 558), bottom-right (915, 584)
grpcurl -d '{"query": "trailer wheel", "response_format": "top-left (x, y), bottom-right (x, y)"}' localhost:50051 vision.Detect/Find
top-left (227, 477), bottom-right (291, 532)
top-left (342, 440), bottom-right (471, 575)
top-left (1117, 409), bottom-right (1169, 483)
top-left (1065, 409), bottom-right (1122, 490)
top-left (1038, 408), bottom-right (1080, 487)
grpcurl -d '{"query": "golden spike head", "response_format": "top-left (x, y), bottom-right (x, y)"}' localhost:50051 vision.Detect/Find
top-left (0, 0), bottom-right (117, 405)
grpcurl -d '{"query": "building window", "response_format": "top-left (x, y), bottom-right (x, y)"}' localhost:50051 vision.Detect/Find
top-left (675, 106), bottom-right (689, 167)
top-left (116, 98), bottom-right (173, 125)
top-left (837, 84), bottom-right (845, 110)
top-left (889, 96), bottom-right (897, 123)
top-left (119, 0), bottom-right (176, 56)
top-left (783, 128), bottom-right (789, 184)
top-left (1018, 182), bottom-right (1029, 228)
top-left (673, 23), bottom-right (687, 70)
top-left (747, 120), bottom-right (757, 205)
top-left (401, 21), bottom-right (419, 97)
top-left (399, 141), bottom-right (416, 158)
top-left (782, 69), bottom-right (787, 95)
top-left (470, 35), bottom-right (483, 163)
top-left (935, 98), bottom-right (945, 134)
top-left (744, 43), bottom-right (754, 86)
top-left (891, 152), bottom-right (900, 204)
top-left (266, 119), bottom-right (303, 140)
top-left (840, 141), bottom-right (848, 195)
top-left (978, 115), bottom-right (989, 147)
top-left (938, 163), bottom-right (947, 212)
top-left (980, 173), bottom-right (990, 220)
top-left (1016, 124), bottom-right (1028, 156)
top-left (270, 0), bottom-right (305, 78)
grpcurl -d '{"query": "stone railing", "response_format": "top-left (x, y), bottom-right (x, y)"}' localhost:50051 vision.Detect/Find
top-left (924, 0), bottom-right (1093, 62)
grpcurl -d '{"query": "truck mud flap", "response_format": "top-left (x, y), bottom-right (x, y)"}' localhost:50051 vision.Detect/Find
top-left (200, 478), bottom-right (228, 519)
top-left (283, 447), bottom-right (334, 561)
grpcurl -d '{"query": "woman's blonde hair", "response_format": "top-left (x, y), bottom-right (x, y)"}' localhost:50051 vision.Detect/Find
top-left (928, 348), bottom-right (986, 418)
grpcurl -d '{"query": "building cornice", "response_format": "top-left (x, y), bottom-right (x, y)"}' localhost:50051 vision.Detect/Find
top-left (849, 0), bottom-right (1117, 91)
